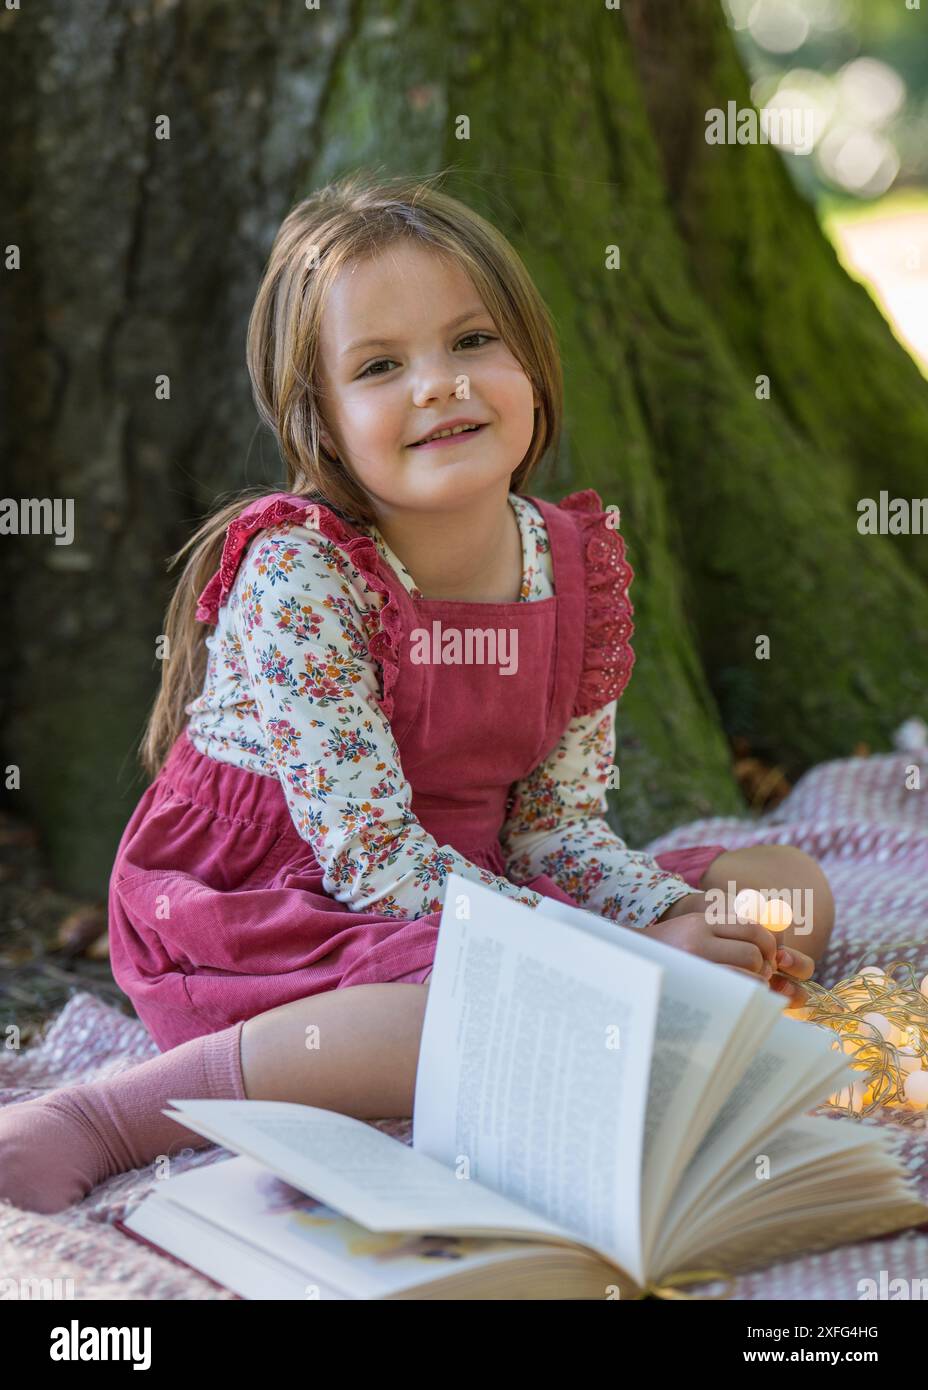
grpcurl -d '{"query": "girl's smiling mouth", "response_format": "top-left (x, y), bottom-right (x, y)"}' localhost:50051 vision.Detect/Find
top-left (407, 423), bottom-right (488, 449)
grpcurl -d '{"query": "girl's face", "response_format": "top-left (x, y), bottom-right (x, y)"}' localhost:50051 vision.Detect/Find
top-left (316, 240), bottom-right (540, 515)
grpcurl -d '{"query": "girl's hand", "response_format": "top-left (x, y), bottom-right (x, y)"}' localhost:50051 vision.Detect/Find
top-left (647, 891), bottom-right (778, 982)
top-left (647, 890), bottom-right (813, 1004)
top-left (768, 945), bottom-right (815, 1008)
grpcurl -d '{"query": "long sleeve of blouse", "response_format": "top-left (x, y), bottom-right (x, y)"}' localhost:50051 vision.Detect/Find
top-left (499, 701), bottom-right (695, 929)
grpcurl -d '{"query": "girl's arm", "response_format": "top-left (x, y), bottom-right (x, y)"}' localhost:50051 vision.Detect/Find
top-left (231, 522), bottom-right (551, 919)
top-left (499, 702), bottom-right (695, 929)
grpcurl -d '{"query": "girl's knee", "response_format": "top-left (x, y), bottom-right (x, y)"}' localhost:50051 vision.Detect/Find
top-left (709, 843), bottom-right (834, 935)
top-left (771, 844), bottom-right (833, 913)
top-left (743, 843), bottom-right (835, 935)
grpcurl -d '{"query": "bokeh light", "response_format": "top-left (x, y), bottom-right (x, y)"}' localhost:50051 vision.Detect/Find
top-left (724, 0), bottom-right (928, 376)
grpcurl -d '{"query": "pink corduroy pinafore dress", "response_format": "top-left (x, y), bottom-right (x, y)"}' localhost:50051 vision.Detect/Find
top-left (108, 488), bottom-right (726, 1051)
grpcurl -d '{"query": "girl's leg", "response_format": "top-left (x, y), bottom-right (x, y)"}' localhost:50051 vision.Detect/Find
top-left (699, 844), bottom-right (836, 963)
top-left (0, 980), bottom-right (430, 1214)
top-left (239, 982), bottom-right (430, 1118)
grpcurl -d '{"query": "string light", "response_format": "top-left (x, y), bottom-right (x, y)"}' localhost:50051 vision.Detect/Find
top-left (784, 952), bottom-right (928, 1123)
top-left (733, 888), bottom-right (794, 931)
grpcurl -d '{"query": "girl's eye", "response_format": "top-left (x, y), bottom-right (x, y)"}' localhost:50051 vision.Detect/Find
top-left (357, 333), bottom-right (496, 379)
top-left (456, 332), bottom-right (495, 350)
top-left (358, 358), bottom-right (398, 378)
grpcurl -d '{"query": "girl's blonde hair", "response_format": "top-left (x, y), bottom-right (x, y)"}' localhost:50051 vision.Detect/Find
top-left (139, 168), bottom-right (564, 779)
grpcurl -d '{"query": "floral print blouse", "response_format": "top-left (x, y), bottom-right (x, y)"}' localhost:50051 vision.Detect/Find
top-left (185, 493), bottom-right (694, 929)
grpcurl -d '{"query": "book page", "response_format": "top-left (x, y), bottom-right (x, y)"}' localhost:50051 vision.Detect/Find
top-left (656, 1012), bottom-right (855, 1259)
top-left (138, 1154), bottom-right (580, 1300)
top-left (164, 1098), bottom-right (579, 1245)
top-left (411, 874), bottom-right (664, 1286)
top-left (531, 895), bottom-right (784, 1266)
top-left (668, 1115), bottom-right (926, 1269)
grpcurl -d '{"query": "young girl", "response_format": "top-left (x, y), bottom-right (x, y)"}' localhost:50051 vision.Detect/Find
top-left (0, 172), bottom-right (834, 1214)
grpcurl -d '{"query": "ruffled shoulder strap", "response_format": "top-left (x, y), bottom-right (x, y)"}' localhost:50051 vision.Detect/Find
top-left (556, 488), bottom-right (636, 715)
top-left (194, 491), bottom-right (405, 720)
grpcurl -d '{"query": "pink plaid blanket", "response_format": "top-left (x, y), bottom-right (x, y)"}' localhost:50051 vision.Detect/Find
top-left (2, 743), bottom-right (927, 1300)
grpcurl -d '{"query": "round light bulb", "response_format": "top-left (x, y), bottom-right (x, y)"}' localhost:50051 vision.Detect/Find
top-left (732, 888), bottom-right (763, 923)
top-left (828, 1081), bottom-right (867, 1113)
top-left (861, 1011), bottom-right (893, 1041)
top-left (846, 969), bottom-right (882, 1000)
top-left (757, 896), bottom-right (793, 931)
top-left (903, 1070), bottom-right (928, 1108)
top-left (732, 888), bottom-right (793, 931)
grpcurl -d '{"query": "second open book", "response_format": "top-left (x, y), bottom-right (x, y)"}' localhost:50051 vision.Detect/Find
top-left (146, 873), bottom-right (928, 1298)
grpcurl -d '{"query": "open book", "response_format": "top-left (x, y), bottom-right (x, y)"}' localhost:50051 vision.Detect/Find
top-left (120, 874), bottom-right (928, 1299)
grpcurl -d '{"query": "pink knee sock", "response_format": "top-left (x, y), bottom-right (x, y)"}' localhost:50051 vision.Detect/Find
top-left (0, 1020), bottom-right (247, 1214)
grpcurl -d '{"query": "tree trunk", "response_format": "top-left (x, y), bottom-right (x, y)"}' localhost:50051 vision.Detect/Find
top-left (2, 0), bottom-right (926, 897)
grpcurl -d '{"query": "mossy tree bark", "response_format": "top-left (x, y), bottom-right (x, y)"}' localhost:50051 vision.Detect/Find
top-left (2, 0), bottom-right (926, 897)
